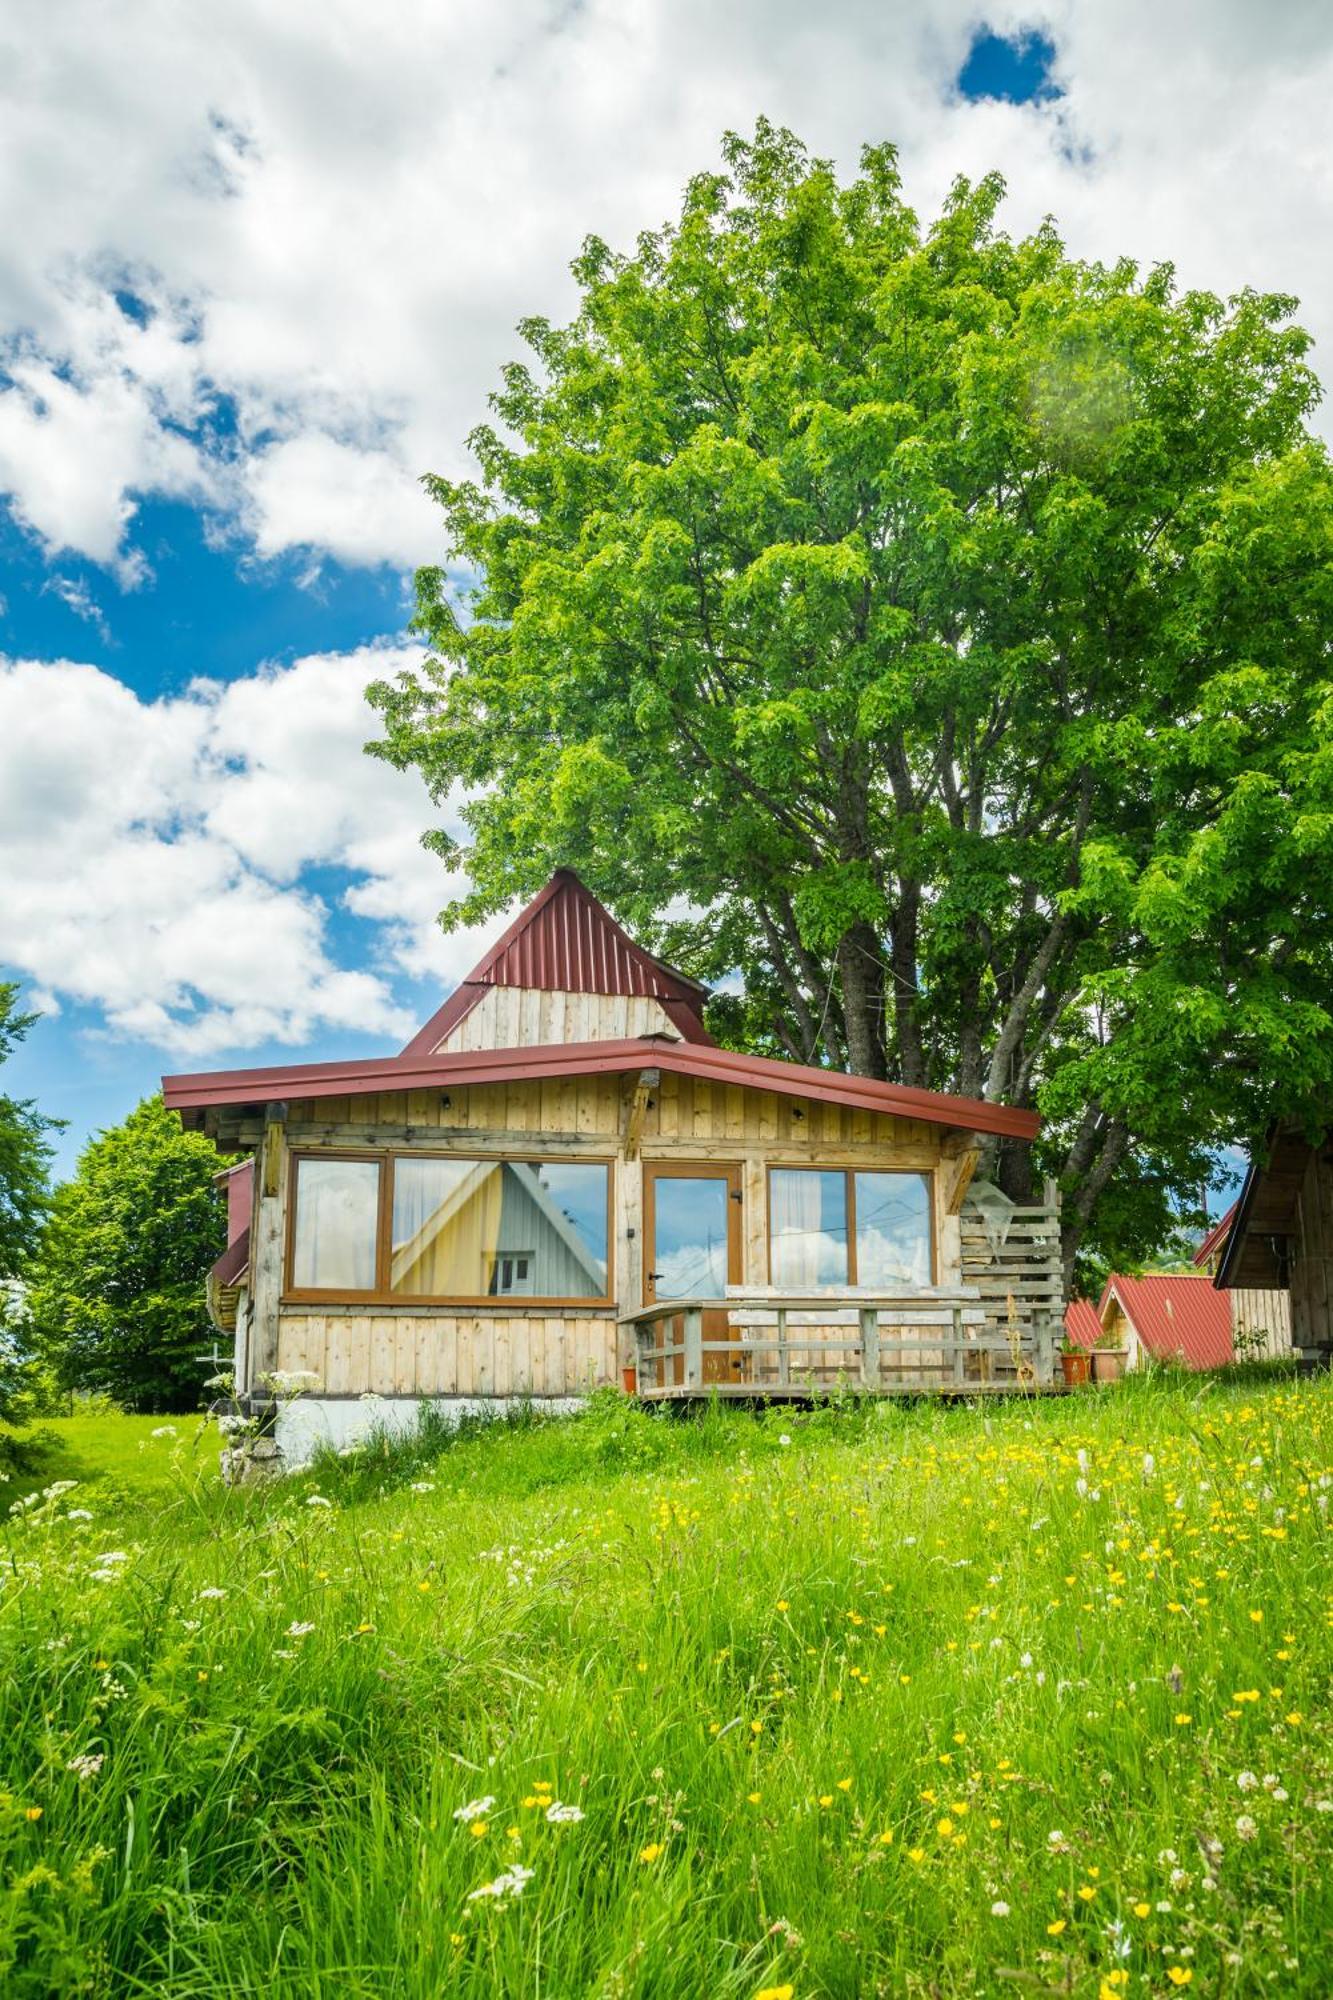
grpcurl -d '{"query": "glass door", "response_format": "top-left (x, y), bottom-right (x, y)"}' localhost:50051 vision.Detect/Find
top-left (644, 1164), bottom-right (741, 1384)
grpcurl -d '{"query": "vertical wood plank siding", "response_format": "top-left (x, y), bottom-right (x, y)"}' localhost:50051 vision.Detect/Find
top-left (262, 1075), bottom-right (960, 1399)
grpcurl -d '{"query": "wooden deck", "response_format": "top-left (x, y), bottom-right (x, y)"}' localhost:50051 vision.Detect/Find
top-left (623, 1285), bottom-right (1060, 1400)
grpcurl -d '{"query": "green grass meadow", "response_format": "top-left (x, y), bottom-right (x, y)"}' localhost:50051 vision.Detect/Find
top-left (1, 1373), bottom-right (1330, 1997)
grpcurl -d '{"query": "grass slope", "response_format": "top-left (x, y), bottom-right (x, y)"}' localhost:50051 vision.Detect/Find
top-left (1, 1375), bottom-right (1330, 1997)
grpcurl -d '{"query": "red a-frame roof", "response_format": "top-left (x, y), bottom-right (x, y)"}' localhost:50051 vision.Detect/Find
top-left (402, 869), bottom-right (713, 1056)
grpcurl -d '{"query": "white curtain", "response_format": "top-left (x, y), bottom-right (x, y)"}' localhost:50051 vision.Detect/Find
top-left (771, 1170), bottom-right (836, 1287)
top-left (293, 1159), bottom-right (379, 1290)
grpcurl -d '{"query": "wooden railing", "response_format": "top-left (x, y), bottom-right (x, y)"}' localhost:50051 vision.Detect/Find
top-left (621, 1285), bottom-right (1058, 1396)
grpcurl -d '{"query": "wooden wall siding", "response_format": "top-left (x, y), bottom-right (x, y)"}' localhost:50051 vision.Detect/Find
top-left (251, 1074), bottom-right (963, 1399)
top-left (1229, 1289), bottom-right (1292, 1357)
top-left (438, 986), bottom-right (675, 1052)
top-left (1289, 1147), bottom-right (1333, 1353)
top-left (276, 1311), bottom-right (616, 1400)
top-left (280, 1078), bottom-right (947, 1158)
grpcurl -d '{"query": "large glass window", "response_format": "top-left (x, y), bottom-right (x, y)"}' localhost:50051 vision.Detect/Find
top-left (769, 1169), bottom-right (848, 1287)
top-left (769, 1168), bottom-right (932, 1287)
top-left (853, 1172), bottom-right (932, 1286)
top-left (291, 1157), bottom-right (381, 1291)
top-left (389, 1157), bottom-right (609, 1300)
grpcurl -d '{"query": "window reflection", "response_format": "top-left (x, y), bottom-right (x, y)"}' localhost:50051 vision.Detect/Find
top-left (390, 1158), bottom-right (608, 1298)
top-left (651, 1176), bottom-right (730, 1297)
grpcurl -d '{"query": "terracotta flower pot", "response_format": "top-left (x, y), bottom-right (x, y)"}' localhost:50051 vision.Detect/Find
top-left (622, 1364), bottom-right (638, 1396)
top-left (1092, 1347), bottom-right (1128, 1384)
top-left (1060, 1349), bottom-right (1091, 1387)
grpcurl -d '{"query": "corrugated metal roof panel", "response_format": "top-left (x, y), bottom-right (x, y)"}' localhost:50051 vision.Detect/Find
top-left (1064, 1299), bottom-right (1102, 1348)
top-left (401, 871), bottom-right (712, 1057)
top-left (1105, 1273), bottom-right (1233, 1369)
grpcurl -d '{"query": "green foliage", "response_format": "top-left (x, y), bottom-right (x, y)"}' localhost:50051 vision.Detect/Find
top-left (0, 985), bottom-right (59, 1425)
top-left (0, 984), bottom-right (57, 1282)
top-left (25, 1097), bottom-right (230, 1414)
top-left (369, 121), bottom-right (1333, 1279)
top-left (0, 1383), bottom-right (1329, 1994)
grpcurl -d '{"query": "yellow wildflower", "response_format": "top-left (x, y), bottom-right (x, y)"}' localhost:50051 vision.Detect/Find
top-left (1046, 1919), bottom-right (1066, 1936)
top-left (639, 1842), bottom-right (663, 1864)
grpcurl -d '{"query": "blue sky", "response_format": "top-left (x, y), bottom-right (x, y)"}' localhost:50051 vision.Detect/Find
top-left (0, 5), bottom-right (1326, 1190)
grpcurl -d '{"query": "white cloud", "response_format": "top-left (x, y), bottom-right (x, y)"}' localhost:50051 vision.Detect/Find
top-left (0, 646), bottom-right (493, 1058)
top-left (0, 2), bottom-right (1330, 576)
top-left (243, 435), bottom-right (440, 569)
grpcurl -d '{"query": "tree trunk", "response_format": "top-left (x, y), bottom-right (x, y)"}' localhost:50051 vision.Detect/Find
top-left (837, 924), bottom-right (888, 1079)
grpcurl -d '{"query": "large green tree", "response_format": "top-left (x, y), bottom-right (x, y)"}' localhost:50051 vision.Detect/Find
top-left (369, 123), bottom-right (1333, 1282)
top-left (27, 1096), bottom-right (229, 1413)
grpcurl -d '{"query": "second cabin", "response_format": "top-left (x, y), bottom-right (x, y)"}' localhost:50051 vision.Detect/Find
top-left (164, 871), bottom-right (1063, 1463)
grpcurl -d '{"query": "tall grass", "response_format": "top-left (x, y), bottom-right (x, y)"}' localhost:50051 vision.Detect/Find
top-left (1, 1376), bottom-right (1330, 1996)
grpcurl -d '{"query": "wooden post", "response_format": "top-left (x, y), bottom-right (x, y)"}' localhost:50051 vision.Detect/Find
top-left (247, 1103), bottom-right (288, 1397)
top-left (859, 1307), bottom-right (879, 1388)
top-left (952, 1304), bottom-right (966, 1387)
top-left (621, 1069), bottom-right (659, 1161)
top-left (777, 1307), bottom-right (789, 1386)
top-left (683, 1307), bottom-right (703, 1390)
top-left (636, 1322), bottom-right (654, 1394)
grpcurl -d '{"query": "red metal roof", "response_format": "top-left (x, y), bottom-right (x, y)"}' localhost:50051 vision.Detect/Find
top-left (1102, 1273), bottom-right (1233, 1369)
top-left (1064, 1299), bottom-right (1102, 1348)
top-left (1192, 1201), bottom-right (1236, 1270)
top-left (210, 1224), bottom-right (250, 1289)
top-left (402, 870), bottom-right (713, 1057)
top-left (164, 1032), bottom-right (1040, 1142)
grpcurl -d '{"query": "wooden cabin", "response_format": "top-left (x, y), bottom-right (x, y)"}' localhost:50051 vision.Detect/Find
top-left (162, 871), bottom-right (1060, 1466)
top-left (1216, 1124), bottom-right (1333, 1363)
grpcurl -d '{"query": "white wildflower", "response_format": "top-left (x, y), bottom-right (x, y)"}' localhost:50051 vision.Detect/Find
top-left (544, 1802), bottom-right (584, 1823)
top-left (198, 1586), bottom-right (227, 1601)
top-left (151, 1425), bottom-right (177, 1438)
top-left (1170, 1868), bottom-right (1190, 1892)
top-left (1047, 1830), bottom-right (1070, 1853)
top-left (1142, 1452), bottom-right (1155, 1479)
top-left (1157, 1848), bottom-right (1178, 1865)
top-left (1261, 1774), bottom-right (1282, 1793)
top-left (1236, 1771), bottom-right (1259, 1793)
top-left (1020, 1652), bottom-right (1034, 1669)
top-left (66, 1508), bottom-right (92, 1521)
top-left (778, 1434), bottom-right (791, 1446)
top-left (410, 1481), bottom-right (435, 1494)
top-left (1235, 1814), bottom-right (1258, 1842)
top-left (467, 1864), bottom-right (534, 1902)
top-left (990, 1900), bottom-right (1009, 1917)
top-left (1315, 1800), bottom-right (1333, 1814)
top-left (285, 1620), bottom-right (315, 1638)
top-left (95, 1552), bottom-right (127, 1564)
top-left (453, 1796), bottom-right (496, 1824)
top-left (67, 1752), bottom-right (104, 1782)
top-left (306, 1495), bottom-right (332, 1509)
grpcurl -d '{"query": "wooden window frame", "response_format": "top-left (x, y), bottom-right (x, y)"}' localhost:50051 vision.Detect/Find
top-left (283, 1148), bottom-right (616, 1308)
top-left (765, 1164), bottom-right (936, 1287)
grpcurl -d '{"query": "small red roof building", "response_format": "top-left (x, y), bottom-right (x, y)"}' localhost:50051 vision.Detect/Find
top-left (1064, 1272), bottom-right (1233, 1370)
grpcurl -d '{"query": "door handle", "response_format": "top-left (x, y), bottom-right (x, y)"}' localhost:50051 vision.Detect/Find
top-left (647, 1271), bottom-right (663, 1282)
